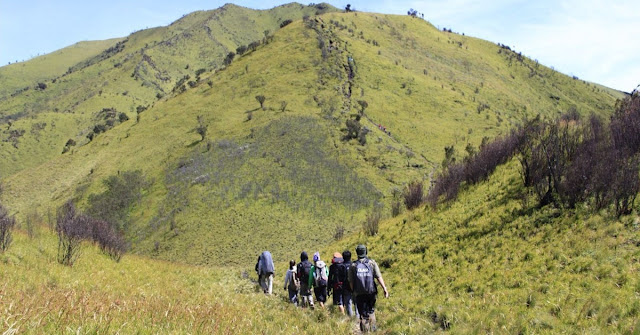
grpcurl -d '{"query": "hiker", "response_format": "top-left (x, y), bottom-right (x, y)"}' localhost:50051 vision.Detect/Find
top-left (329, 250), bottom-right (356, 317)
top-left (310, 252), bottom-right (329, 309)
top-left (255, 251), bottom-right (275, 295)
top-left (283, 259), bottom-right (299, 305)
top-left (296, 251), bottom-right (314, 308)
top-left (349, 244), bottom-right (389, 332)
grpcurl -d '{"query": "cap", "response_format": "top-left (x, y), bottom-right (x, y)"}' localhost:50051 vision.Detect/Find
top-left (356, 244), bottom-right (367, 259)
top-left (313, 252), bottom-right (320, 262)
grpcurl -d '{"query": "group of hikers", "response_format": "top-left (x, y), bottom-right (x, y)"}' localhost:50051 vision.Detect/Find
top-left (255, 244), bottom-right (389, 332)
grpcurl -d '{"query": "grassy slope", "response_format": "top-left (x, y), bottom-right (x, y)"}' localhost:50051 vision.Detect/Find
top-left (0, 39), bottom-right (123, 97)
top-left (0, 229), bottom-right (352, 334)
top-left (0, 10), bottom-right (637, 334)
top-left (321, 12), bottom-right (624, 164)
top-left (0, 3), bottom-right (337, 177)
top-left (2, 11), bottom-right (624, 267)
top-left (320, 160), bottom-right (640, 333)
top-left (2, 19), bottom-right (386, 267)
top-left (3, 157), bottom-right (638, 334)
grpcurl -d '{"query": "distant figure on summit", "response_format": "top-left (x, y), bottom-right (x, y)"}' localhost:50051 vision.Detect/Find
top-left (255, 251), bottom-right (275, 294)
top-left (349, 244), bottom-right (389, 332)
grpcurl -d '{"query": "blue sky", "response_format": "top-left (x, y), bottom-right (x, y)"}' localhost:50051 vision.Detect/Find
top-left (1, 0), bottom-right (638, 92)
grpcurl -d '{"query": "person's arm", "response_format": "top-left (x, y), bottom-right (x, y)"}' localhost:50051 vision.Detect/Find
top-left (372, 261), bottom-right (389, 298)
top-left (376, 276), bottom-right (389, 298)
top-left (284, 271), bottom-right (289, 290)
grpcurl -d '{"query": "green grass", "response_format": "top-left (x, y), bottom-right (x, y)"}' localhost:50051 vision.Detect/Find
top-left (0, 39), bottom-right (124, 97)
top-left (320, 160), bottom-right (640, 333)
top-left (1, 10), bottom-right (625, 267)
top-left (0, 3), bottom-right (338, 177)
top-left (0, 228), bottom-right (353, 334)
top-left (3, 158), bottom-right (639, 333)
top-left (0, 6), bottom-right (637, 333)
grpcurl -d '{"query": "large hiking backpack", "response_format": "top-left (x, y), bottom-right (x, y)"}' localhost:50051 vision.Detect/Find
top-left (260, 251), bottom-right (274, 275)
top-left (335, 261), bottom-right (349, 290)
top-left (314, 261), bottom-right (328, 287)
top-left (297, 260), bottom-right (312, 284)
top-left (353, 258), bottom-right (376, 295)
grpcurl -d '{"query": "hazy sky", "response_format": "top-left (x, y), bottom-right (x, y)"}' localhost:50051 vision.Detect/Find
top-left (1, 0), bottom-right (637, 92)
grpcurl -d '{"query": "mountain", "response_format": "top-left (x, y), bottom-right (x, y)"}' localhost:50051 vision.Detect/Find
top-left (1, 3), bottom-right (637, 333)
top-left (0, 2), bottom-right (337, 177)
top-left (1, 4), bottom-right (623, 267)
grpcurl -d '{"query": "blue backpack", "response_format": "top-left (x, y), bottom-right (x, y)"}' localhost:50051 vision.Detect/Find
top-left (260, 251), bottom-right (274, 274)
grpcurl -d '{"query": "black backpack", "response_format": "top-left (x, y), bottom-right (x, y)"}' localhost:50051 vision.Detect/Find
top-left (334, 261), bottom-right (349, 290)
top-left (353, 258), bottom-right (376, 295)
top-left (297, 260), bottom-right (312, 284)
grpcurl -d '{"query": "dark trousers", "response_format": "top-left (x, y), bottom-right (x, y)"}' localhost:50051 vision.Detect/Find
top-left (354, 293), bottom-right (376, 319)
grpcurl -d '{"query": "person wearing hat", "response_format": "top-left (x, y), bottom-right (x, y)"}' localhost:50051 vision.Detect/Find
top-left (309, 252), bottom-right (329, 309)
top-left (348, 244), bottom-right (389, 332)
top-left (329, 250), bottom-right (357, 317)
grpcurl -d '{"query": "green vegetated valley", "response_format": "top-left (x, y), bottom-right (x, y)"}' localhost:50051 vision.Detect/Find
top-left (2, 2), bottom-right (638, 334)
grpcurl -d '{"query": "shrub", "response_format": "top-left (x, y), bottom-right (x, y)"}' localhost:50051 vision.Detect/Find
top-left (255, 95), bottom-right (266, 110)
top-left (196, 115), bottom-right (207, 141)
top-left (90, 218), bottom-right (127, 262)
top-left (404, 180), bottom-right (424, 210)
top-left (248, 41), bottom-right (261, 51)
top-left (358, 127), bottom-right (369, 145)
top-left (0, 202), bottom-right (16, 252)
top-left (56, 201), bottom-right (90, 266)
top-left (57, 201), bottom-right (126, 264)
top-left (391, 200), bottom-right (402, 217)
top-left (86, 170), bottom-right (147, 232)
top-left (118, 113), bottom-right (129, 123)
top-left (223, 52), bottom-right (235, 66)
top-left (236, 45), bottom-right (247, 55)
top-left (334, 225), bottom-right (345, 240)
top-left (344, 118), bottom-right (361, 140)
top-left (363, 210), bottom-right (381, 236)
top-left (280, 19), bottom-right (293, 28)
top-left (93, 124), bottom-right (107, 134)
top-left (357, 100), bottom-right (368, 114)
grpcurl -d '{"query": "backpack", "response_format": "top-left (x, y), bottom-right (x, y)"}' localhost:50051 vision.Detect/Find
top-left (288, 270), bottom-right (300, 291)
top-left (260, 251), bottom-right (275, 275)
top-left (314, 261), bottom-right (328, 287)
top-left (334, 261), bottom-right (349, 290)
top-left (297, 260), bottom-right (312, 284)
top-left (353, 258), bottom-right (376, 295)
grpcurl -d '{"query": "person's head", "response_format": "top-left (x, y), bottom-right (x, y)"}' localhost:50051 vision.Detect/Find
top-left (356, 244), bottom-right (367, 259)
top-left (289, 259), bottom-right (296, 270)
top-left (313, 251), bottom-right (320, 263)
top-left (342, 250), bottom-right (351, 262)
top-left (300, 251), bottom-right (308, 262)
